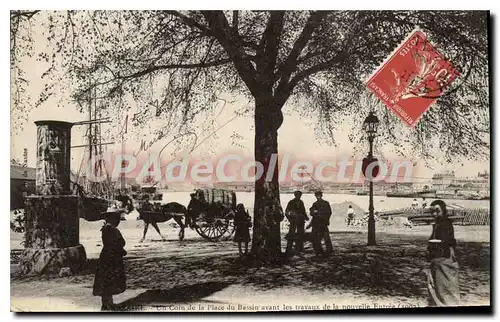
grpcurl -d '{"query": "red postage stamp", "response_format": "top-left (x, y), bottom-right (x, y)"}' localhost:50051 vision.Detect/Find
top-left (366, 29), bottom-right (460, 127)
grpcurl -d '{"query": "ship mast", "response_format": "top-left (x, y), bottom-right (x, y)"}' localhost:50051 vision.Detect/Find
top-left (72, 80), bottom-right (113, 199)
top-left (88, 87), bottom-right (92, 162)
top-left (119, 115), bottom-right (128, 192)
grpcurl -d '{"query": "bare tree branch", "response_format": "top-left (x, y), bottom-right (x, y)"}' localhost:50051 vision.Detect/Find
top-left (257, 11), bottom-right (285, 86)
top-left (274, 11), bottom-right (327, 103)
top-left (164, 10), bottom-right (212, 35)
top-left (202, 10), bottom-right (260, 96)
top-left (288, 50), bottom-right (349, 90)
top-left (232, 10), bottom-right (239, 32)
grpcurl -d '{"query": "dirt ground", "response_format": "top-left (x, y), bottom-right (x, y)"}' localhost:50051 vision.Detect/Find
top-left (10, 217), bottom-right (490, 312)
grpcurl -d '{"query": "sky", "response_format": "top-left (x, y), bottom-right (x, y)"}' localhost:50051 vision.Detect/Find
top-left (10, 92), bottom-right (490, 184)
top-left (10, 12), bottom-right (490, 184)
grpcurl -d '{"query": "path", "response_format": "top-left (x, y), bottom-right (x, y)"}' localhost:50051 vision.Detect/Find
top-left (11, 225), bottom-right (490, 311)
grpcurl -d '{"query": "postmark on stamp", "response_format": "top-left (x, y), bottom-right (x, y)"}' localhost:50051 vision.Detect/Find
top-left (366, 29), bottom-right (460, 127)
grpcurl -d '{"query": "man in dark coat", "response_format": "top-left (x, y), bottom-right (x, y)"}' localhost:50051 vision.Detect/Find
top-left (285, 191), bottom-right (309, 254)
top-left (309, 191), bottom-right (333, 255)
top-left (187, 193), bottom-right (202, 228)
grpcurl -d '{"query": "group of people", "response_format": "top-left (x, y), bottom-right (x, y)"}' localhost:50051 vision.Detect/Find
top-left (230, 190), bottom-right (335, 258)
top-left (412, 197), bottom-right (428, 209)
top-left (284, 190), bottom-right (334, 256)
top-left (92, 191), bottom-right (460, 310)
top-left (231, 195), bottom-right (461, 306)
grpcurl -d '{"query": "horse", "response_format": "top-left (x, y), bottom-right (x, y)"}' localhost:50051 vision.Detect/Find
top-left (134, 201), bottom-right (187, 242)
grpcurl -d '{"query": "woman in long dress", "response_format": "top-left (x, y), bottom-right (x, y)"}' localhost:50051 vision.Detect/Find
top-left (233, 204), bottom-right (251, 255)
top-left (426, 200), bottom-right (460, 306)
top-left (93, 210), bottom-right (127, 310)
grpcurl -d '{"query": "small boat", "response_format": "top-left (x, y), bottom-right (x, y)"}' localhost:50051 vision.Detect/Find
top-left (386, 189), bottom-right (437, 198)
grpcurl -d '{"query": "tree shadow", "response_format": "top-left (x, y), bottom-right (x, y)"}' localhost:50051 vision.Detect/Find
top-left (115, 281), bottom-right (231, 310)
top-left (11, 231), bottom-right (490, 305)
top-left (161, 236), bottom-right (490, 301)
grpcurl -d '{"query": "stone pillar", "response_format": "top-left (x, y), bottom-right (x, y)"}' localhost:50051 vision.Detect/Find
top-left (20, 120), bottom-right (87, 275)
top-left (34, 121), bottom-right (72, 195)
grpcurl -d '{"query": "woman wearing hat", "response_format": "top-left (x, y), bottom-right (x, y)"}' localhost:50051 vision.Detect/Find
top-left (426, 200), bottom-right (460, 306)
top-left (93, 209), bottom-right (127, 310)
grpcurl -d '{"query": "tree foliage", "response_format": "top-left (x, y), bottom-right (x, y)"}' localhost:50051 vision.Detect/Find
top-left (11, 10), bottom-right (489, 259)
top-left (11, 10), bottom-right (489, 162)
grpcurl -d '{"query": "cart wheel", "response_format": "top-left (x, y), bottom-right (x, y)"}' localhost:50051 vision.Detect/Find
top-left (194, 212), bottom-right (230, 241)
top-left (221, 210), bottom-right (236, 241)
top-left (221, 220), bottom-right (235, 241)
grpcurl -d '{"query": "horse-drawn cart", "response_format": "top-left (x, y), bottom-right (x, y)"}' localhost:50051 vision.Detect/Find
top-left (190, 188), bottom-right (237, 241)
top-left (134, 188), bottom-right (238, 241)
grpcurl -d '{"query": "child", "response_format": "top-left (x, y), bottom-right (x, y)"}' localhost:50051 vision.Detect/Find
top-left (233, 203), bottom-right (251, 255)
top-left (347, 205), bottom-right (355, 226)
top-left (93, 210), bottom-right (127, 310)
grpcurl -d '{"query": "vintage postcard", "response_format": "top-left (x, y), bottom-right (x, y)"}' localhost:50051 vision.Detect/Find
top-left (10, 10), bottom-right (490, 312)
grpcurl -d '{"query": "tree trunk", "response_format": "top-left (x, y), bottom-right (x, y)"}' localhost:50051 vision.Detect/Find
top-left (250, 98), bottom-right (284, 260)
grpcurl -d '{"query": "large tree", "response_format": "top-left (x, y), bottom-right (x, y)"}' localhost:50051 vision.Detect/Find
top-left (11, 10), bottom-right (489, 259)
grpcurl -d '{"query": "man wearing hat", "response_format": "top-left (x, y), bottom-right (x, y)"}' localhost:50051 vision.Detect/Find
top-left (285, 191), bottom-right (309, 254)
top-left (187, 192), bottom-right (202, 229)
top-left (309, 191), bottom-right (333, 255)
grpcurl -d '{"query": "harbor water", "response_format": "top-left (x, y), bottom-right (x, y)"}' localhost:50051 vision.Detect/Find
top-left (162, 191), bottom-right (490, 213)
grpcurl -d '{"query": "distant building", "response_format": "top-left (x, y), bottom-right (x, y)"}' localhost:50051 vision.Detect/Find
top-left (11, 164), bottom-right (36, 210)
top-left (110, 177), bottom-right (141, 190)
top-left (432, 171), bottom-right (456, 190)
top-left (478, 171), bottom-right (490, 180)
top-left (432, 171), bottom-right (490, 191)
top-left (452, 173), bottom-right (490, 191)
top-left (192, 182), bottom-right (214, 190)
top-left (213, 181), bottom-right (253, 192)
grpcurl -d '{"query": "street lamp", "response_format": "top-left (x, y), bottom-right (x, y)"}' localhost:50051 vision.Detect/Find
top-left (363, 111), bottom-right (379, 246)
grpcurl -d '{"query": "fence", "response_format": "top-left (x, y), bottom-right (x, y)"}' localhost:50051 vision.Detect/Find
top-left (456, 208), bottom-right (490, 226)
top-left (378, 206), bottom-right (490, 226)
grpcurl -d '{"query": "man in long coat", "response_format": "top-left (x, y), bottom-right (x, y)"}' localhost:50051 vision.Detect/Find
top-left (309, 191), bottom-right (333, 255)
top-left (285, 191), bottom-right (309, 254)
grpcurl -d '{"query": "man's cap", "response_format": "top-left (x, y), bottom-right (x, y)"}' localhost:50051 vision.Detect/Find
top-left (314, 191), bottom-right (323, 196)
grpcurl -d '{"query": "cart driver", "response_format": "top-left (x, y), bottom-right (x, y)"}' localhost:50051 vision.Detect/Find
top-left (141, 195), bottom-right (153, 212)
top-left (187, 193), bottom-right (202, 229)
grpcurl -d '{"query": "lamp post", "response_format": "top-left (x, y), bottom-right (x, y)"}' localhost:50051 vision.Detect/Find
top-left (363, 111), bottom-right (380, 246)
